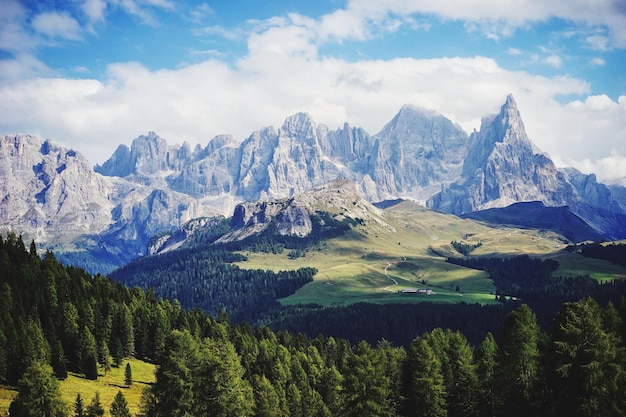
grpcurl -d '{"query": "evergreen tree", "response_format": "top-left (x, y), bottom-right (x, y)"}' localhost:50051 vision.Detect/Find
top-left (124, 362), bottom-right (132, 387)
top-left (194, 337), bottom-right (255, 417)
top-left (341, 341), bottom-right (392, 417)
top-left (475, 333), bottom-right (498, 417)
top-left (86, 392), bottom-right (104, 417)
top-left (74, 393), bottom-right (85, 417)
top-left (403, 337), bottom-right (447, 417)
top-left (143, 330), bottom-right (197, 417)
top-left (79, 326), bottom-right (98, 380)
top-left (9, 360), bottom-right (68, 417)
top-left (251, 374), bottom-right (282, 417)
top-left (110, 391), bottom-right (131, 417)
top-left (550, 298), bottom-right (626, 417)
top-left (98, 340), bottom-right (111, 376)
top-left (495, 304), bottom-right (543, 417)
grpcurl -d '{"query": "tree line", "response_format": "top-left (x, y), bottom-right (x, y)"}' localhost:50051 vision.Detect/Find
top-left (110, 245), bottom-right (316, 322)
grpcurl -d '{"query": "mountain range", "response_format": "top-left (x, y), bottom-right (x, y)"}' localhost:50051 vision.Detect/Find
top-left (1, 94), bottom-right (625, 272)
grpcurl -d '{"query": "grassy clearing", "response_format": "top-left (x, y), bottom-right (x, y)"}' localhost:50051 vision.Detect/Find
top-left (0, 385), bottom-right (17, 416)
top-left (551, 251), bottom-right (626, 282)
top-left (0, 358), bottom-right (156, 417)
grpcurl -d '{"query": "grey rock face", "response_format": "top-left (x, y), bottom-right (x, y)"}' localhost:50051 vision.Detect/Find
top-left (561, 167), bottom-right (625, 214)
top-left (95, 108), bottom-right (468, 206)
top-left (167, 135), bottom-right (241, 198)
top-left (428, 95), bottom-right (577, 214)
top-left (366, 105), bottom-right (468, 202)
top-left (0, 134), bottom-right (114, 242)
top-left (0, 134), bottom-right (214, 259)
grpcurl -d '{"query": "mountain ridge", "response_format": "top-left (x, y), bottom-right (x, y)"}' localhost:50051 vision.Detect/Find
top-left (2, 95), bottom-right (625, 272)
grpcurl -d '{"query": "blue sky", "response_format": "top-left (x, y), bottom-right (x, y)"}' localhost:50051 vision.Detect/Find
top-left (1, 0), bottom-right (625, 184)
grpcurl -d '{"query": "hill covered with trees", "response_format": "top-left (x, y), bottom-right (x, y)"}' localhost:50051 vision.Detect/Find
top-left (2, 232), bottom-right (626, 417)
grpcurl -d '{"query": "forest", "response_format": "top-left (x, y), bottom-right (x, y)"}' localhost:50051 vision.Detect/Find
top-left (2, 232), bottom-right (626, 417)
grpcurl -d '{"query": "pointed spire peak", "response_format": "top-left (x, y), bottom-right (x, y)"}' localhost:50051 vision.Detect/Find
top-left (504, 93), bottom-right (517, 108)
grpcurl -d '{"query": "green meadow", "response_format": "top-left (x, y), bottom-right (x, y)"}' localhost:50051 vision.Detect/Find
top-left (0, 359), bottom-right (156, 417)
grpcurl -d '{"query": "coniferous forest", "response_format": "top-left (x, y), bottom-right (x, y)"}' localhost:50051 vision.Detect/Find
top-left (2, 233), bottom-right (626, 417)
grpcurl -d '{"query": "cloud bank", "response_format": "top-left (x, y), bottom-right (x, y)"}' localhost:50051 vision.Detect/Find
top-left (0, 0), bottom-right (624, 185)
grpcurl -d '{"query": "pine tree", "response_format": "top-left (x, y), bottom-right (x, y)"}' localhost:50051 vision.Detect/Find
top-left (475, 333), bottom-right (498, 417)
top-left (74, 393), bottom-right (85, 417)
top-left (86, 392), bottom-right (104, 417)
top-left (194, 337), bottom-right (255, 417)
top-left (110, 391), bottom-right (131, 417)
top-left (124, 362), bottom-right (132, 386)
top-left (341, 341), bottom-right (393, 417)
top-left (550, 298), bottom-right (626, 417)
top-left (403, 338), bottom-right (447, 417)
top-left (495, 304), bottom-right (543, 417)
top-left (8, 360), bottom-right (68, 417)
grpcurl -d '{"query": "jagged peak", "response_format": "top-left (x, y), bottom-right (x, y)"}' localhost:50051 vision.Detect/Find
top-left (280, 112), bottom-right (316, 136)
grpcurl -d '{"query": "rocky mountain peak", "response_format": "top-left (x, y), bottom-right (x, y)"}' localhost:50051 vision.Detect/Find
top-left (428, 95), bottom-right (576, 214)
top-left (280, 112), bottom-right (317, 139)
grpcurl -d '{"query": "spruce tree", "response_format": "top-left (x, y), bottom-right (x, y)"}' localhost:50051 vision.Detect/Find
top-left (86, 392), bottom-right (104, 417)
top-left (404, 338), bottom-right (447, 417)
top-left (495, 304), bottom-right (543, 417)
top-left (74, 393), bottom-right (85, 417)
top-left (475, 333), bottom-right (498, 417)
top-left (124, 362), bottom-right (132, 386)
top-left (110, 391), bottom-right (132, 417)
top-left (550, 298), bottom-right (625, 416)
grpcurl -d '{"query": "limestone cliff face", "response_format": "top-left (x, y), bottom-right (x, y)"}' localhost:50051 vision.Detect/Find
top-left (428, 95), bottom-right (577, 214)
top-left (366, 105), bottom-right (468, 202)
top-left (0, 134), bottom-right (213, 259)
top-left (0, 134), bottom-right (114, 241)
top-left (561, 167), bottom-right (626, 214)
top-left (95, 108), bottom-right (468, 206)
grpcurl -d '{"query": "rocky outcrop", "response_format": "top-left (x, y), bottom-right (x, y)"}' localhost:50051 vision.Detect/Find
top-left (217, 179), bottom-right (386, 244)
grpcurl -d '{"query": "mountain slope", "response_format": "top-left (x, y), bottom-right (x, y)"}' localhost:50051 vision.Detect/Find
top-left (460, 201), bottom-right (604, 243)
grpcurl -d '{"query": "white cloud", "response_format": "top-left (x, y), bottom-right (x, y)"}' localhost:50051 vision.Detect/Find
top-left (189, 3), bottom-right (214, 24)
top-left (524, 94), bottom-right (626, 184)
top-left (590, 57), bottom-right (606, 66)
top-left (82, 0), bottom-right (107, 25)
top-left (32, 12), bottom-right (83, 40)
top-left (0, 53), bottom-right (51, 82)
top-left (0, 0), bottom-right (624, 187)
top-left (2, 50), bottom-right (612, 179)
top-left (544, 54), bottom-right (562, 68)
top-left (342, 0), bottom-right (626, 47)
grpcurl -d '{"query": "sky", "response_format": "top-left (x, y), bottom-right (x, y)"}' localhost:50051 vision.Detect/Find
top-left (0, 0), bottom-right (625, 185)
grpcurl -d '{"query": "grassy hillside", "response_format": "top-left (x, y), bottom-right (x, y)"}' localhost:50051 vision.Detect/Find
top-left (0, 359), bottom-right (155, 417)
top-left (235, 201), bottom-right (592, 306)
